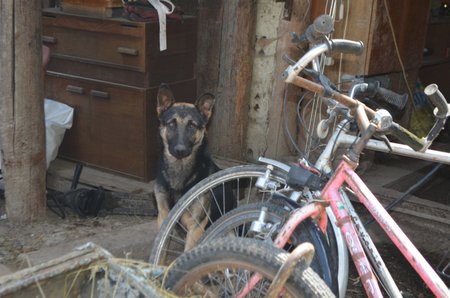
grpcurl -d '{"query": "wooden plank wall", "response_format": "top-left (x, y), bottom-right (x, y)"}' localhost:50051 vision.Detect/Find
top-left (264, 0), bottom-right (312, 159)
top-left (196, 0), bottom-right (257, 161)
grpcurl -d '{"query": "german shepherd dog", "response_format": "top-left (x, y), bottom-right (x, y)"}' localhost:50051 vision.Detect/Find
top-left (155, 83), bottom-right (235, 250)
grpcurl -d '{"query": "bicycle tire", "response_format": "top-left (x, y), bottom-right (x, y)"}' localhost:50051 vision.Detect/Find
top-left (199, 202), bottom-right (339, 295)
top-left (163, 237), bottom-right (335, 297)
top-left (149, 164), bottom-right (290, 265)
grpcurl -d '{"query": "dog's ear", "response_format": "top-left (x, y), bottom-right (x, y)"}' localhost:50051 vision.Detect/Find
top-left (195, 93), bottom-right (215, 121)
top-left (157, 83), bottom-right (175, 116)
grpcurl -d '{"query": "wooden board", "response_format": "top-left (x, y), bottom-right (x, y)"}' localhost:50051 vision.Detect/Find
top-left (61, 0), bottom-right (123, 17)
top-left (197, 0), bottom-right (257, 161)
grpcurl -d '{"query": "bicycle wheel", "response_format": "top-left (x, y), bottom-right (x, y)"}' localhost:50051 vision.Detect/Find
top-left (149, 164), bottom-right (290, 265)
top-left (199, 202), bottom-right (338, 295)
top-left (163, 237), bottom-right (335, 297)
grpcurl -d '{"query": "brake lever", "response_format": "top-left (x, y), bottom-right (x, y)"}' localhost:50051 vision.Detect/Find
top-left (282, 54), bottom-right (296, 66)
top-left (380, 135), bottom-right (393, 152)
top-left (302, 68), bottom-right (337, 97)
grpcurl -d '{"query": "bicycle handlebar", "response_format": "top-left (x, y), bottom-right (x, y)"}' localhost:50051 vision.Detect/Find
top-left (368, 83), bottom-right (408, 110)
top-left (330, 39), bottom-right (365, 56)
top-left (386, 123), bottom-right (425, 151)
top-left (283, 38), bottom-right (364, 83)
top-left (425, 84), bottom-right (449, 119)
top-left (286, 65), bottom-right (449, 152)
top-left (283, 18), bottom-right (450, 152)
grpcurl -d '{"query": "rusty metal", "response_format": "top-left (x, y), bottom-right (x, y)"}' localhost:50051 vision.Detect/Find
top-left (290, 76), bottom-right (376, 119)
top-left (266, 242), bottom-right (315, 297)
top-left (0, 242), bottom-right (111, 296)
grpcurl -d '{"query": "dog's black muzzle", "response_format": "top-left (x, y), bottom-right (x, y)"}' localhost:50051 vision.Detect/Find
top-left (171, 144), bottom-right (192, 159)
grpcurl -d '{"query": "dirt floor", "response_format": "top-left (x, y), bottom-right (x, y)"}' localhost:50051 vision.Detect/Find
top-left (0, 153), bottom-right (449, 296)
top-left (0, 194), bottom-right (153, 275)
top-left (1, 196), bottom-right (448, 297)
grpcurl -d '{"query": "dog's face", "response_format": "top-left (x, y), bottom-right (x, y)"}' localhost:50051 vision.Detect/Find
top-left (157, 84), bottom-right (215, 160)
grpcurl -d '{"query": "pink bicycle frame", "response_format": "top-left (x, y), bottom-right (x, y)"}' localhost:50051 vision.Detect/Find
top-left (238, 158), bottom-right (449, 297)
top-left (275, 159), bottom-right (449, 297)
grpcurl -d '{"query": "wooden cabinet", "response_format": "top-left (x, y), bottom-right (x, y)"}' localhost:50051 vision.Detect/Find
top-left (43, 8), bottom-right (197, 180)
top-left (43, 8), bottom-right (196, 87)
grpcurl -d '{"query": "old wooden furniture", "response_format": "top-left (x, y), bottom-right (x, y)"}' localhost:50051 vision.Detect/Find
top-left (43, 8), bottom-right (197, 181)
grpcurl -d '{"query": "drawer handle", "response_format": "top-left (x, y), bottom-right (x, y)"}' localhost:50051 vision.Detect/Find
top-left (42, 35), bottom-right (57, 44)
top-left (90, 90), bottom-right (109, 99)
top-left (117, 47), bottom-right (138, 56)
top-left (66, 85), bottom-right (84, 94)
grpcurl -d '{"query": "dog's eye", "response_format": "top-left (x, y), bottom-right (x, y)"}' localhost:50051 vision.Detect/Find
top-left (188, 121), bottom-right (198, 129)
top-left (167, 119), bottom-right (177, 128)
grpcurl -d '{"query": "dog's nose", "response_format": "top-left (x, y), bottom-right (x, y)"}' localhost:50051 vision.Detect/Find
top-left (174, 144), bottom-right (189, 158)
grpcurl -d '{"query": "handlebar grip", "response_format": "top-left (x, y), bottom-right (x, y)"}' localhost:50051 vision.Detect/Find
top-left (364, 82), bottom-right (407, 110)
top-left (388, 84), bottom-right (448, 152)
top-left (387, 123), bottom-right (425, 152)
top-left (424, 84), bottom-right (449, 118)
top-left (375, 86), bottom-right (408, 110)
top-left (330, 39), bottom-right (364, 56)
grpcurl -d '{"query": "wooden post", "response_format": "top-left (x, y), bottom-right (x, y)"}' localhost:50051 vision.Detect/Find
top-left (196, 1), bottom-right (223, 95)
top-left (264, 1), bottom-right (311, 158)
top-left (198, 0), bottom-right (257, 161)
top-left (0, 1), bottom-right (47, 222)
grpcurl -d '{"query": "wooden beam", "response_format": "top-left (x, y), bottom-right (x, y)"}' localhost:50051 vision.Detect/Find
top-left (196, 1), bottom-right (223, 95)
top-left (265, 0), bottom-right (311, 158)
top-left (198, 0), bottom-right (257, 161)
top-left (0, 1), bottom-right (47, 222)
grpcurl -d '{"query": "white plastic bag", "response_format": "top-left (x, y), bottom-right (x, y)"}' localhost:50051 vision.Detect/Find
top-left (0, 99), bottom-right (73, 171)
top-left (44, 98), bottom-right (74, 168)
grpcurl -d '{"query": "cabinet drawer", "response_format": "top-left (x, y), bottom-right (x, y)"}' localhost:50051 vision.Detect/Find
top-left (47, 50), bottom-right (195, 88)
top-left (42, 8), bottom-right (197, 79)
top-left (43, 11), bottom-right (146, 72)
top-left (45, 72), bottom-right (153, 179)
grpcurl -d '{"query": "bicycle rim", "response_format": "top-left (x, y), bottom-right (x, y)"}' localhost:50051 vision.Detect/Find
top-left (164, 237), bottom-right (335, 298)
top-left (149, 164), bottom-right (289, 265)
top-left (199, 202), bottom-right (338, 294)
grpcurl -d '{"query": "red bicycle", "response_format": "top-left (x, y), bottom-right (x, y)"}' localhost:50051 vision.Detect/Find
top-left (237, 37), bottom-right (450, 297)
top-left (163, 36), bottom-right (450, 297)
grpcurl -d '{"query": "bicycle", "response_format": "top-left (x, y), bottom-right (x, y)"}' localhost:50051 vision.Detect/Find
top-left (150, 15), bottom-right (347, 295)
top-left (161, 36), bottom-right (450, 297)
top-left (236, 38), bottom-right (450, 297)
top-left (150, 15), bottom-right (450, 297)
top-left (163, 236), bottom-right (335, 297)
